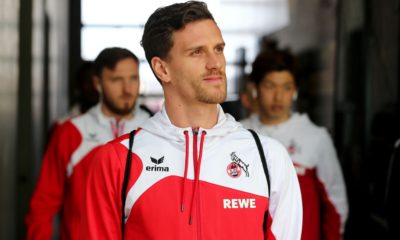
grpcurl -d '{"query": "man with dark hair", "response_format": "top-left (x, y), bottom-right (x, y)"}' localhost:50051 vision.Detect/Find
top-left (81, 2), bottom-right (302, 239)
top-left (25, 47), bottom-right (150, 240)
top-left (241, 47), bottom-right (348, 240)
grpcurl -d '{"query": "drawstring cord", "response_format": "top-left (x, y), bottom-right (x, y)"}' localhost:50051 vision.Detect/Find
top-left (180, 129), bottom-right (207, 225)
top-left (111, 120), bottom-right (125, 138)
top-left (189, 130), bottom-right (206, 225)
top-left (181, 130), bottom-right (190, 212)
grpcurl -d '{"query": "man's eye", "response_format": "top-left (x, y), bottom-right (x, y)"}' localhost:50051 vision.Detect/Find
top-left (215, 46), bottom-right (224, 53)
top-left (284, 85), bottom-right (294, 91)
top-left (192, 49), bottom-right (202, 55)
top-left (263, 83), bottom-right (273, 89)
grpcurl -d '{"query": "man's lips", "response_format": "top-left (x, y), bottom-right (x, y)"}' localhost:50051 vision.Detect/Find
top-left (203, 75), bottom-right (224, 82)
top-left (271, 105), bottom-right (283, 111)
top-left (121, 95), bottom-right (133, 101)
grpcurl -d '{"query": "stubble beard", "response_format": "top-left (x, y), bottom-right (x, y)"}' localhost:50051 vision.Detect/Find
top-left (102, 93), bottom-right (136, 116)
top-left (195, 73), bottom-right (227, 104)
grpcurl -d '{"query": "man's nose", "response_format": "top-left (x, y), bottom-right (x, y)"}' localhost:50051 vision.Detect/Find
top-left (122, 79), bottom-right (133, 93)
top-left (274, 89), bottom-right (284, 101)
top-left (206, 52), bottom-right (223, 70)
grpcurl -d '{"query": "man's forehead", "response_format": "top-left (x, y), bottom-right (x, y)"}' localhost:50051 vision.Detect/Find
top-left (264, 71), bottom-right (295, 83)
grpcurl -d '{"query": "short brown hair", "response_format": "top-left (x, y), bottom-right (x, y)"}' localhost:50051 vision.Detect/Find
top-left (94, 47), bottom-right (139, 77)
top-left (141, 1), bottom-right (214, 82)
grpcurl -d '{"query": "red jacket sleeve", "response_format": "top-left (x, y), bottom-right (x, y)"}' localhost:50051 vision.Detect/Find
top-left (80, 141), bottom-right (126, 240)
top-left (25, 122), bottom-right (81, 240)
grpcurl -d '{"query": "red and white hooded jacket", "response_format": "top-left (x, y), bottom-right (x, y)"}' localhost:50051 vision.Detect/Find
top-left (81, 105), bottom-right (302, 240)
top-left (241, 113), bottom-right (348, 240)
top-left (25, 104), bottom-right (150, 240)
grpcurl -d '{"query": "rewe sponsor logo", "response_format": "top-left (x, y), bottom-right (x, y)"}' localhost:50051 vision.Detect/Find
top-left (146, 156), bottom-right (169, 172)
top-left (223, 198), bottom-right (256, 209)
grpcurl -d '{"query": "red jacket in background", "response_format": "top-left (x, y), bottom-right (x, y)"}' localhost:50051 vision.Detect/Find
top-left (25, 104), bottom-right (150, 240)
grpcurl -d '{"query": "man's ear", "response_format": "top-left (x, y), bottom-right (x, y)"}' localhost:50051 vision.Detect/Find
top-left (292, 91), bottom-right (298, 101)
top-left (151, 57), bottom-right (171, 84)
top-left (93, 75), bottom-right (102, 93)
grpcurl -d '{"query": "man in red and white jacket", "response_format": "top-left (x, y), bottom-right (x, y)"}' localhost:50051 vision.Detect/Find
top-left (25, 47), bottom-right (151, 240)
top-left (241, 47), bottom-right (348, 240)
top-left (81, 2), bottom-right (303, 239)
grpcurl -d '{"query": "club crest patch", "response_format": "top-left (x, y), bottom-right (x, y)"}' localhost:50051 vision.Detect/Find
top-left (287, 139), bottom-right (301, 155)
top-left (227, 152), bottom-right (250, 178)
top-left (227, 162), bottom-right (242, 178)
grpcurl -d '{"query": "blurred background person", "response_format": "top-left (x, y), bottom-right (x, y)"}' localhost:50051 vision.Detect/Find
top-left (241, 47), bottom-right (348, 240)
top-left (48, 61), bottom-right (99, 139)
top-left (24, 47), bottom-right (151, 240)
top-left (239, 74), bottom-right (259, 119)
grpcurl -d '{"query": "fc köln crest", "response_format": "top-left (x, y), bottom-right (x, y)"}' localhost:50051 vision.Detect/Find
top-left (227, 162), bottom-right (242, 178)
top-left (287, 139), bottom-right (301, 155)
top-left (227, 152), bottom-right (250, 178)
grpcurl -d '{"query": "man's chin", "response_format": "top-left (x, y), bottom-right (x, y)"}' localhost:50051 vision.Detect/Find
top-left (119, 106), bottom-right (135, 115)
top-left (111, 104), bottom-right (135, 116)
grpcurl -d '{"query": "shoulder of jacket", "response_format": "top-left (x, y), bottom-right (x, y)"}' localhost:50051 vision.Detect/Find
top-left (259, 134), bottom-right (288, 153)
top-left (109, 128), bottom-right (143, 145)
top-left (110, 133), bottom-right (130, 145)
top-left (294, 114), bottom-right (328, 136)
top-left (56, 119), bottom-right (79, 135)
top-left (242, 129), bottom-right (288, 157)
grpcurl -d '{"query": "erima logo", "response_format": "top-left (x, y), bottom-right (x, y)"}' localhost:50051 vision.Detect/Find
top-left (151, 156), bottom-right (164, 164)
top-left (146, 156), bottom-right (169, 172)
top-left (223, 198), bottom-right (256, 209)
top-left (85, 132), bottom-right (100, 142)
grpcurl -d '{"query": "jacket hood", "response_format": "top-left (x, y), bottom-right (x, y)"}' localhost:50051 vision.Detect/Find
top-left (89, 103), bottom-right (150, 127)
top-left (140, 104), bottom-right (242, 143)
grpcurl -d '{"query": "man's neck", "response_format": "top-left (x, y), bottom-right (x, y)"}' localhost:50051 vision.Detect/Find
top-left (164, 100), bottom-right (219, 129)
top-left (259, 113), bottom-right (290, 126)
top-left (100, 104), bottom-right (133, 121)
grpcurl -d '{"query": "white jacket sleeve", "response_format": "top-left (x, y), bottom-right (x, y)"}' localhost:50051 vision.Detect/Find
top-left (265, 137), bottom-right (303, 240)
top-left (315, 129), bottom-right (348, 238)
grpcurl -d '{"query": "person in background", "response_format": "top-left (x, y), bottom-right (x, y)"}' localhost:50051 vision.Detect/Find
top-left (241, 47), bottom-right (348, 240)
top-left (25, 47), bottom-right (151, 240)
top-left (48, 61), bottom-right (99, 140)
top-left (239, 74), bottom-right (259, 119)
top-left (81, 1), bottom-right (302, 240)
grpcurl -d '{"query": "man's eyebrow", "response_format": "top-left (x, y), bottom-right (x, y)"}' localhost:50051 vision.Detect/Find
top-left (184, 45), bottom-right (203, 52)
top-left (184, 42), bottom-right (226, 52)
